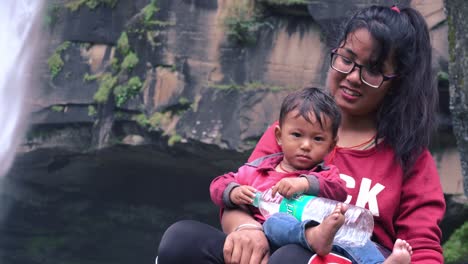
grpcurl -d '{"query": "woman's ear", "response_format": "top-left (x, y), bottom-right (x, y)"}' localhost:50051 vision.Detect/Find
top-left (274, 125), bottom-right (282, 145)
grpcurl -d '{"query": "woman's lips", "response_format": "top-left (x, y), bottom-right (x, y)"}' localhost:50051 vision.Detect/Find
top-left (340, 87), bottom-right (362, 101)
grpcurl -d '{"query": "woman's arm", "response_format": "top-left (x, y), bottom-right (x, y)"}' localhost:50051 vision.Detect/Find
top-left (395, 149), bottom-right (445, 264)
top-left (222, 209), bottom-right (270, 264)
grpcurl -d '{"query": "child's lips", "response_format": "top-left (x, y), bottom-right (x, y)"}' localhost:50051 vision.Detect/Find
top-left (296, 155), bottom-right (311, 162)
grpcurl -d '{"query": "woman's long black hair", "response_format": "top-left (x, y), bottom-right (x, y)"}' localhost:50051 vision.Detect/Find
top-left (335, 6), bottom-right (438, 176)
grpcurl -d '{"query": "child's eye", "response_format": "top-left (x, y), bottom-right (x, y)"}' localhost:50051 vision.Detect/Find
top-left (314, 136), bottom-right (324, 141)
top-left (291, 132), bottom-right (301, 137)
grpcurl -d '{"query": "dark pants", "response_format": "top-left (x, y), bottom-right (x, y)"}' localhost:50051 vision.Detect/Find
top-left (157, 220), bottom-right (320, 264)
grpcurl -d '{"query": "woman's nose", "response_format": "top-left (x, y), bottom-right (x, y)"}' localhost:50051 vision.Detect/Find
top-left (346, 66), bottom-right (362, 85)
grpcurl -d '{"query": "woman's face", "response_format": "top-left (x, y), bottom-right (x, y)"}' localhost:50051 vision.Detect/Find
top-left (327, 28), bottom-right (396, 118)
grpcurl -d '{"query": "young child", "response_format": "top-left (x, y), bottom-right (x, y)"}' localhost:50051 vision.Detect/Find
top-left (210, 87), bottom-right (413, 263)
top-left (211, 87), bottom-right (345, 253)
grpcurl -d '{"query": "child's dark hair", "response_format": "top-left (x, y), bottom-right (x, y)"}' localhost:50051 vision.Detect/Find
top-left (335, 6), bottom-right (437, 175)
top-left (279, 87), bottom-right (341, 138)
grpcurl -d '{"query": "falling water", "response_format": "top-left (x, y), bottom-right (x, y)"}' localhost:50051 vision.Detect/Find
top-left (0, 0), bottom-right (43, 177)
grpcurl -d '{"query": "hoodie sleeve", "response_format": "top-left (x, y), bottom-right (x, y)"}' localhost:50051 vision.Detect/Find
top-left (209, 171), bottom-right (239, 208)
top-left (395, 149), bottom-right (445, 264)
top-left (301, 165), bottom-right (347, 202)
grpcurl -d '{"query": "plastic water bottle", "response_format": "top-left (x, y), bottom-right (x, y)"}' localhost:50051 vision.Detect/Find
top-left (252, 188), bottom-right (374, 247)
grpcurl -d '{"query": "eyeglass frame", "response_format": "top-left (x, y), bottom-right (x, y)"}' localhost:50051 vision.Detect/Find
top-left (329, 50), bottom-right (398, 89)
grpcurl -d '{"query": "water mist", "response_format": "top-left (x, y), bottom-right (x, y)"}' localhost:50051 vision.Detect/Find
top-left (0, 0), bottom-right (43, 177)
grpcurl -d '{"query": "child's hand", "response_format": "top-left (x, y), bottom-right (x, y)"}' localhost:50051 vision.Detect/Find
top-left (230, 185), bottom-right (257, 205)
top-left (271, 177), bottom-right (309, 199)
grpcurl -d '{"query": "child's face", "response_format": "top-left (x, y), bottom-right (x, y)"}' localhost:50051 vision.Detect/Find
top-left (275, 110), bottom-right (336, 171)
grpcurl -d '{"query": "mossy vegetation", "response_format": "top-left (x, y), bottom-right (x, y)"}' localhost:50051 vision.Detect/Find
top-left (447, 15), bottom-right (456, 63)
top-left (93, 73), bottom-right (117, 103)
top-left (168, 134), bottom-right (182, 146)
top-left (139, 0), bottom-right (173, 27)
top-left (80, 42), bottom-right (92, 50)
top-left (113, 76), bottom-right (143, 107)
top-left (211, 81), bottom-right (286, 92)
top-left (66, 0), bottom-right (119, 11)
top-left (117, 32), bottom-right (130, 56)
top-left (133, 113), bottom-right (150, 128)
top-left (133, 112), bottom-right (165, 130)
top-left (50, 105), bottom-right (65, 112)
top-left (90, 30), bottom-right (143, 106)
top-left (47, 41), bottom-right (71, 80)
top-left (142, 0), bottom-right (159, 25)
top-left (27, 235), bottom-right (67, 260)
top-left (132, 109), bottom-right (185, 146)
top-left (88, 105), bottom-right (97, 116)
top-left (121, 52), bottom-right (139, 71)
top-left (83, 73), bottom-right (99, 82)
top-left (438, 71), bottom-right (449, 82)
top-left (223, 1), bottom-right (272, 45)
top-left (443, 221), bottom-right (468, 263)
top-left (110, 57), bottom-right (120, 72)
top-left (44, 3), bottom-right (60, 27)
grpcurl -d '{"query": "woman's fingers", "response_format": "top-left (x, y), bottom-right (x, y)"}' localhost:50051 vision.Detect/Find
top-left (230, 239), bottom-right (242, 264)
top-left (259, 253), bottom-right (269, 264)
top-left (249, 245), bottom-right (268, 264)
top-left (223, 235), bottom-right (234, 263)
top-left (240, 241), bottom-right (253, 264)
top-left (224, 229), bottom-right (269, 264)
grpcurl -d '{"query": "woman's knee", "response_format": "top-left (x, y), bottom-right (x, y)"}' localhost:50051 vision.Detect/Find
top-left (158, 220), bottom-right (200, 259)
top-left (157, 220), bottom-right (225, 263)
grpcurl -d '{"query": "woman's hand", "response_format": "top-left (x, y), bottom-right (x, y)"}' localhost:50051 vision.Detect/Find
top-left (221, 209), bottom-right (270, 264)
top-left (223, 228), bottom-right (269, 264)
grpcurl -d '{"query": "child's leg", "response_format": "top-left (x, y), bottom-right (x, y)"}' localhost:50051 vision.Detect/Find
top-left (263, 212), bottom-right (311, 251)
top-left (333, 239), bottom-right (412, 264)
top-left (264, 203), bottom-right (346, 256)
top-left (383, 239), bottom-right (412, 264)
top-left (333, 239), bottom-right (386, 264)
top-left (304, 203), bottom-right (346, 256)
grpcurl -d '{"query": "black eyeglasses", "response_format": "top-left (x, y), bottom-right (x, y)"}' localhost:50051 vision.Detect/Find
top-left (330, 51), bottom-right (397, 89)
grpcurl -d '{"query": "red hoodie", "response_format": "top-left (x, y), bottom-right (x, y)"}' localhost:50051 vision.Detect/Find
top-left (247, 122), bottom-right (445, 264)
top-left (210, 153), bottom-right (347, 223)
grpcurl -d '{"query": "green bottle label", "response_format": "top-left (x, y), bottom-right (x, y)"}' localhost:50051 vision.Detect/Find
top-left (279, 195), bottom-right (317, 220)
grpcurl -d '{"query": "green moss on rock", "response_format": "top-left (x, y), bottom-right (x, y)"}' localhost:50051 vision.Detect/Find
top-left (121, 52), bottom-right (139, 71)
top-left (113, 76), bottom-right (143, 107)
top-left (117, 32), bottom-right (130, 56)
top-left (47, 41), bottom-right (71, 80)
top-left (66, 0), bottom-right (119, 11)
top-left (93, 73), bottom-right (117, 103)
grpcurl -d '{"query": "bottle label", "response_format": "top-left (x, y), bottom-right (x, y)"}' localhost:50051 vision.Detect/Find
top-left (279, 195), bottom-right (316, 220)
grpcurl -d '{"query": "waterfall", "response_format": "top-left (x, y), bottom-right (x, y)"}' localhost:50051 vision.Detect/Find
top-left (0, 0), bottom-right (43, 177)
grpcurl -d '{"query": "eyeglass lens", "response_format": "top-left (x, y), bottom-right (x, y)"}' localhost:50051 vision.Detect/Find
top-left (332, 53), bottom-right (382, 87)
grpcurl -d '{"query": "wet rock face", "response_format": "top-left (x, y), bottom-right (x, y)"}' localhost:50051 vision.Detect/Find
top-left (446, 0), bottom-right (468, 197)
top-left (2, 143), bottom-right (247, 264)
top-left (32, 0), bottom-right (449, 155)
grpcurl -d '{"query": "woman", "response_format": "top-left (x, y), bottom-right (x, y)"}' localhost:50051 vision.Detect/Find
top-left (157, 5), bottom-right (445, 264)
